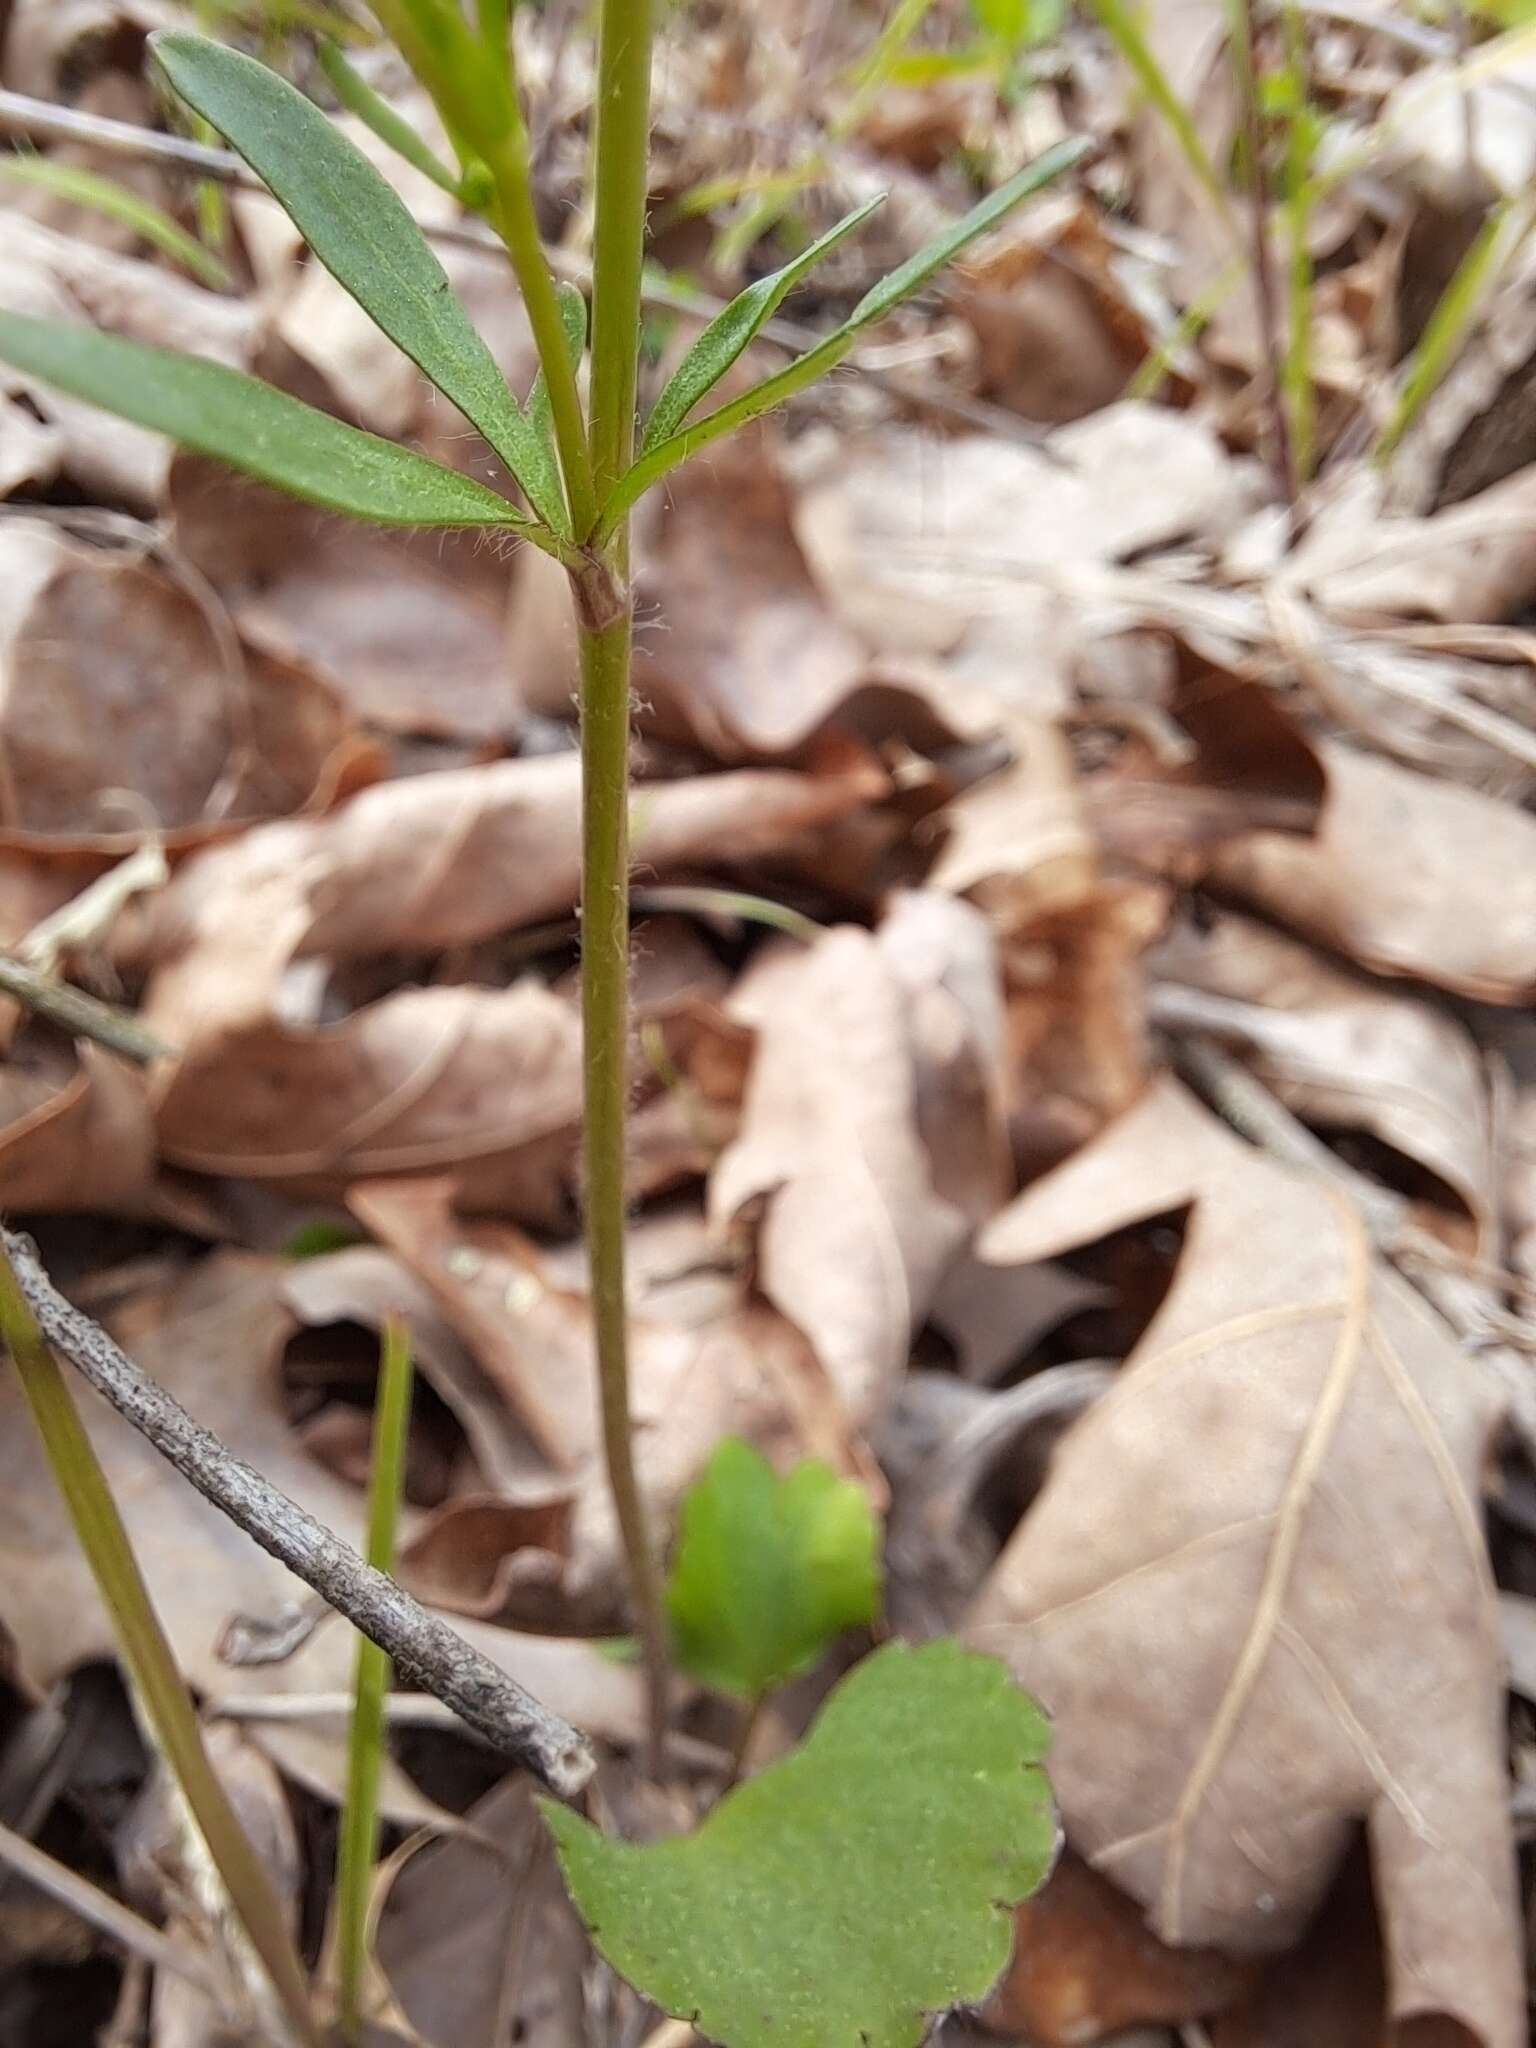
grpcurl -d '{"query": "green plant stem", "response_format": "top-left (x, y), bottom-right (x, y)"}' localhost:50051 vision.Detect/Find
top-left (0, 1244), bottom-right (319, 2048)
top-left (334, 1315), bottom-right (413, 2044)
top-left (588, 0), bottom-right (654, 511)
top-left (577, 613), bottom-right (669, 1778)
top-left (723, 1695), bottom-right (766, 1796)
top-left (1229, 0), bottom-right (1298, 511)
top-left (484, 117), bottom-right (596, 538)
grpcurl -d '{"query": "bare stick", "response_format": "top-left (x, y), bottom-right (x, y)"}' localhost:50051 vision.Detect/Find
top-left (0, 956), bottom-right (171, 1065)
top-left (1, 1228), bottom-right (594, 1796)
top-left (1233, 0), bottom-right (1299, 510)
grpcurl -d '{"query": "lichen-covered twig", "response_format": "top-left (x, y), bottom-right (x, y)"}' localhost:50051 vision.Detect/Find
top-left (1, 1229), bottom-right (594, 1796)
top-left (0, 956), bottom-right (170, 1065)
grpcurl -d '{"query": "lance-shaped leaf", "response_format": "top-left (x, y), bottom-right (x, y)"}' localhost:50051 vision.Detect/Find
top-left (151, 32), bottom-right (569, 533)
top-left (639, 196), bottom-right (884, 456)
top-left (598, 136), bottom-right (1091, 539)
top-left (542, 1640), bottom-right (1057, 2048)
top-left (316, 41), bottom-right (461, 196)
top-left (0, 313), bottom-right (538, 532)
top-left (522, 281), bottom-right (588, 537)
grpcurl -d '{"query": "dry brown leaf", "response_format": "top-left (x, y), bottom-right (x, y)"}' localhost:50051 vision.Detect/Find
top-left (130, 750), bottom-right (886, 1036)
top-left (154, 981), bottom-right (583, 1224)
top-left (710, 927), bottom-right (968, 1421)
top-left (980, 1851), bottom-right (1256, 2043)
top-left (280, 1245), bottom-right (551, 1497)
top-left (0, 1038), bottom-right (159, 1216)
top-left (1152, 909), bottom-right (1496, 1250)
top-left (1208, 1848), bottom-right (1389, 2048)
top-left (169, 458), bottom-right (519, 741)
top-left (1303, 463), bottom-right (1536, 625)
top-left (1210, 741), bottom-right (1536, 1003)
top-left (790, 406), bottom-right (1258, 712)
top-left (0, 519), bottom-right (368, 849)
top-left (0, 216), bottom-right (255, 507)
top-left (966, 1075), bottom-right (1521, 2048)
top-left (352, 1181), bottom-right (857, 1617)
top-left (955, 195), bottom-right (1147, 425)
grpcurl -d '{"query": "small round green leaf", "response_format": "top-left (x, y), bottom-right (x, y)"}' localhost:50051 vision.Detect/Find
top-left (542, 1639), bottom-right (1057, 2048)
top-left (666, 1438), bottom-right (879, 1700)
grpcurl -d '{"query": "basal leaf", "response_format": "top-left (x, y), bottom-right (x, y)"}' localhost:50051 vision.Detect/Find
top-left (316, 41), bottom-right (460, 196)
top-left (639, 197), bottom-right (884, 456)
top-left (151, 32), bottom-right (568, 531)
top-left (523, 281), bottom-right (588, 534)
top-left (666, 1439), bottom-right (879, 1700)
top-left (0, 313), bottom-right (536, 532)
top-left (543, 1640), bottom-right (1057, 2048)
top-left (598, 136), bottom-right (1091, 537)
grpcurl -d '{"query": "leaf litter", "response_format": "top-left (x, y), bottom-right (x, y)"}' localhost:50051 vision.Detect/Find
top-left (2, 1), bottom-right (1536, 2044)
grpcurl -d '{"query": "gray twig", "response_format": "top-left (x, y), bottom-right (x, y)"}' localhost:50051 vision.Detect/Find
top-left (0, 956), bottom-right (171, 1066)
top-left (1, 1229), bottom-right (594, 1796)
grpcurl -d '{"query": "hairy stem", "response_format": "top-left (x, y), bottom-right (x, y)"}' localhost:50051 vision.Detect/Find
top-left (588, 0), bottom-right (654, 510)
top-left (576, 613), bottom-right (669, 1776)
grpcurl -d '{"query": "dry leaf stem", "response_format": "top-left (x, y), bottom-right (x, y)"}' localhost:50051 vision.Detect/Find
top-left (1230, 0), bottom-right (1299, 511)
top-left (0, 1227), bottom-right (594, 1796)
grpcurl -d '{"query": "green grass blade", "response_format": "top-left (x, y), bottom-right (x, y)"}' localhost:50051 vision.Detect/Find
top-left (0, 311), bottom-right (544, 534)
top-left (639, 196), bottom-right (884, 455)
top-left (333, 1316), bottom-right (414, 2045)
top-left (316, 41), bottom-right (460, 195)
top-left (0, 153), bottom-right (230, 289)
top-left (1087, 0), bottom-right (1234, 225)
top-left (151, 31), bottom-right (569, 528)
top-left (1374, 194), bottom-right (1533, 464)
top-left (0, 1242), bottom-right (321, 2048)
top-left (599, 136), bottom-right (1089, 537)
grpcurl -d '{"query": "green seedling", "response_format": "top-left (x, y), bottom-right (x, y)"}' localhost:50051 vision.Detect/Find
top-left (666, 1438), bottom-right (880, 1776)
top-left (544, 1639), bottom-right (1058, 2048)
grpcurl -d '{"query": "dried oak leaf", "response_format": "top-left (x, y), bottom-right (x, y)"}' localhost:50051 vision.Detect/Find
top-left (1152, 909), bottom-right (1496, 1252)
top-left (0, 1038), bottom-right (158, 1215)
top-left (965, 1075), bottom-right (1521, 2048)
top-left (154, 980), bottom-right (583, 1224)
top-left (710, 927), bottom-right (969, 1423)
top-left (1209, 741), bottom-right (1536, 1004)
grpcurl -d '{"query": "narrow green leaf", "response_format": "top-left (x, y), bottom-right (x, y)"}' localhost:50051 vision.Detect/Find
top-left (0, 152), bottom-right (230, 289)
top-left (334, 1316), bottom-right (413, 2043)
top-left (0, 312), bottom-right (539, 532)
top-left (542, 1640), bottom-right (1057, 2048)
top-left (598, 136), bottom-right (1091, 538)
top-left (150, 32), bottom-right (568, 530)
top-left (1088, 0), bottom-right (1233, 223)
top-left (523, 281), bottom-right (588, 533)
top-left (666, 1439), bottom-right (879, 1701)
top-left (640, 198), bottom-right (884, 456)
top-left (317, 41), bottom-right (460, 196)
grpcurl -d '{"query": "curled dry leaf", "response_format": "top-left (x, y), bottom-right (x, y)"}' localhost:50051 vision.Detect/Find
top-left (0, 519), bottom-right (370, 851)
top-left (1152, 909), bottom-right (1496, 1251)
top-left (710, 927), bottom-right (969, 1422)
top-left (966, 1076), bottom-right (1521, 2048)
top-left (1210, 740), bottom-right (1536, 1004)
top-left (0, 1038), bottom-right (158, 1215)
top-left (1302, 464), bottom-right (1536, 625)
top-left (131, 749), bottom-right (886, 1035)
top-left (155, 981), bottom-right (584, 1225)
